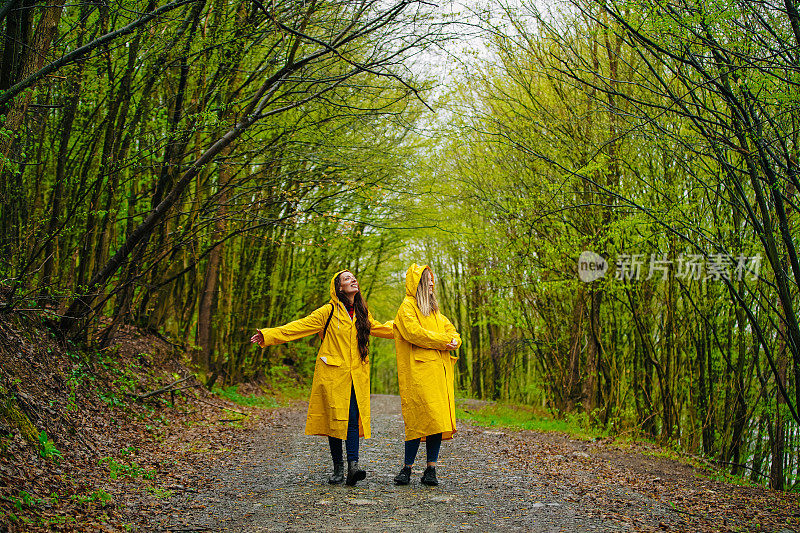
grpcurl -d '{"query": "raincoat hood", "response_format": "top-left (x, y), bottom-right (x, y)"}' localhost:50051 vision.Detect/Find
top-left (330, 270), bottom-right (350, 303)
top-left (405, 263), bottom-right (432, 297)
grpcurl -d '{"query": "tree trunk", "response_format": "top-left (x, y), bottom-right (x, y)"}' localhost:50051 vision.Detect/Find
top-left (771, 197), bottom-right (794, 488)
top-left (198, 210), bottom-right (226, 371)
top-left (582, 288), bottom-right (602, 413)
top-left (749, 413), bottom-right (766, 483)
top-left (0, 0), bottom-right (46, 267)
top-left (728, 302), bottom-right (748, 475)
top-left (565, 287), bottom-right (585, 411)
top-left (0, 0), bottom-right (64, 168)
top-left (697, 327), bottom-right (716, 456)
top-left (39, 3), bottom-right (91, 301)
top-left (771, 332), bottom-right (788, 490)
top-left (468, 261), bottom-right (482, 397)
top-left (489, 323), bottom-right (501, 400)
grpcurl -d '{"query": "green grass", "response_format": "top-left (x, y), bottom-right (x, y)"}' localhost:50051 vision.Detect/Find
top-left (145, 486), bottom-right (175, 499)
top-left (38, 430), bottom-right (63, 461)
top-left (696, 466), bottom-right (761, 488)
top-left (213, 385), bottom-right (280, 408)
top-left (456, 402), bottom-right (606, 441)
top-left (212, 379), bottom-right (311, 408)
top-left (98, 457), bottom-right (155, 481)
top-left (70, 489), bottom-right (113, 505)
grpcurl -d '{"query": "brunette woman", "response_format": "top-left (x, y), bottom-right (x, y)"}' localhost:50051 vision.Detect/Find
top-left (251, 270), bottom-right (393, 485)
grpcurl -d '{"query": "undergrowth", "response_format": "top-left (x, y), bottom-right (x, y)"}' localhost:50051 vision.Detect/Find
top-left (212, 379), bottom-right (309, 409)
top-left (456, 401), bottom-right (606, 441)
top-left (213, 385), bottom-right (280, 408)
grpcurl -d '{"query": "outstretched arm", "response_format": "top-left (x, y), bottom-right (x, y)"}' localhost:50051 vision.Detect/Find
top-left (251, 305), bottom-right (330, 348)
top-left (368, 312), bottom-right (394, 339)
top-left (394, 299), bottom-right (451, 349)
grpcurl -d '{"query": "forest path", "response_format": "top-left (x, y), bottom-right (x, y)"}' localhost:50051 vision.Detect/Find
top-left (133, 395), bottom-right (792, 532)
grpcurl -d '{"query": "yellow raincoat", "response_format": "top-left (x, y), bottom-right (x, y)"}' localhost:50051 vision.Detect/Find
top-left (258, 270), bottom-right (393, 439)
top-left (394, 264), bottom-right (462, 441)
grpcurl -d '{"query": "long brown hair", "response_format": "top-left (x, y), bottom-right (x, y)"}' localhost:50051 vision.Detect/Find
top-left (415, 267), bottom-right (439, 316)
top-left (335, 272), bottom-right (371, 362)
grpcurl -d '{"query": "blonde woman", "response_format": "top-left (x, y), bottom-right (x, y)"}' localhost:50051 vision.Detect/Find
top-left (392, 263), bottom-right (461, 486)
top-left (251, 270), bottom-right (393, 486)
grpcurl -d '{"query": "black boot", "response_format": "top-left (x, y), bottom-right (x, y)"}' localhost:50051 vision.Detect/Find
top-left (346, 460), bottom-right (366, 486)
top-left (328, 462), bottom-right (344, 484)
top-left (420, 465), bottom-right (438, 486)
top-left (393, 466), bottom-right (411, 485)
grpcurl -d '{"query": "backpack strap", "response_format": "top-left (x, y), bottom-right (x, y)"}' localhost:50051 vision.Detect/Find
top-left (320, 303), bottom-right (335, 341)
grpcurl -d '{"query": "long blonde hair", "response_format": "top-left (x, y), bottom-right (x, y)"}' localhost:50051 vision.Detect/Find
top-left (415, 267), bottom-right (439, 316)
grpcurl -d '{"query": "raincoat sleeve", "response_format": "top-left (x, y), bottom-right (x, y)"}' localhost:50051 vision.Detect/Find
top-left (394, 299), bottom-right (452, 349)
top-left (368, 312), bottom-right (394, 339)
top-left (442, 314), bottom-right (462, 354)
top-left (258, 305), bottom-right (329, 347)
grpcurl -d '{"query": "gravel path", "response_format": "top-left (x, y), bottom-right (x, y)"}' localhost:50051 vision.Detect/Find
top-left (138, 395), bottom-right (625, 532)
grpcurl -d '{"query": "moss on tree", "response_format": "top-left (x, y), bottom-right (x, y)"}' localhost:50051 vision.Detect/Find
top-left (0, 384), bottom-right (39, 449)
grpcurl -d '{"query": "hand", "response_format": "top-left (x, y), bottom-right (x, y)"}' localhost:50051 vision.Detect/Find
top-left (250, 330), bottom-right (264, 345)
top-left (445, 338), bottom-right (458, 350)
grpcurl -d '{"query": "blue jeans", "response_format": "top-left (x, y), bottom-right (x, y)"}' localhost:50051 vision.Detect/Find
top-left (404, 433), bottom-right (442, 465)
top-left (328, 385), bottom-right (360, 463)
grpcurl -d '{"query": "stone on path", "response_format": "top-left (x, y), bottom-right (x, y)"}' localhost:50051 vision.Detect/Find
top-left (347, 498), bottom-right (378, 505)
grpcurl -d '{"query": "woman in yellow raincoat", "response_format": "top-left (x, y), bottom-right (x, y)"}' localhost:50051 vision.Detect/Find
top-left (393, 263), bottom-right (461, 486)
top-left (250, 270), bottom-right (393, 486)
